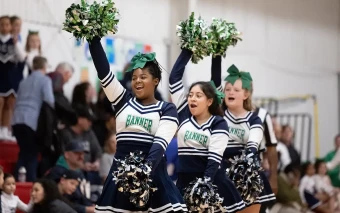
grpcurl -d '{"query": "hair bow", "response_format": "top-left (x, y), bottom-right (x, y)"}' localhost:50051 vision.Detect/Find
top-left (224, 64), bottom-right (252, 90)
top-left (209, 81), bottom-right (225, 104)
top-left (28, 30), bottom-right (39, 35)
top-left (126, 52), bottom-right (156, 72)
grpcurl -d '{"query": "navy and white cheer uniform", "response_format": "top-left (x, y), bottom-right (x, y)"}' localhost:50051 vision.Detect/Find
top-left (210, 56), bottom-right (276, 206)
top-left (0, 34), bottom-right (25, 97)
top-left (169, 49), bottom-right (246, 212)
top-left (89, 37), bottom-right (187, 213)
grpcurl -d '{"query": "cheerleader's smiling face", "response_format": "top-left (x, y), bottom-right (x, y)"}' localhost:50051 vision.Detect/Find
top-left (224, 79), bottom-right (250, 110)
top-left (131, 67), bottom-right (159, 103)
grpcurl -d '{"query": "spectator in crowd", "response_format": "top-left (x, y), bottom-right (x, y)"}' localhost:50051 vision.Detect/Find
top-left (1, 173), bottom-right (31, 212)
top-left (24, 31), bottom-right (43, 75)
top-left (324, 134), bottom-right (340, 187)
top-left (48, 62), bottom-right (77, 127)
top-left (30, 179), bottom-right (76, 213)
top-left (57, 170), bottom-right (81, 197)
top-left (60, 105), bottom-right (102, 173)
top-left (274, 163), bottom-right (306, 213)
top-left (273, 118), bottom-right (291, 172)
top-left (71, 82), bottom-right (96, 116)
top-left (99, 132), bottom-right (116, 182)
top-left (0, 15), bottom-right (25, 141)
top-left (45, 140), bottom-right (95, 213)
top-left (92, 89), bottom-right (116, 148)
top-left (281, 125), bottom-right (301, 166)
top-left (12, 56), bottom-right (54, 181)
top-left (314, 159), bottom-right (339, 212)
top-left (300, 161), bottom-right (331, 213)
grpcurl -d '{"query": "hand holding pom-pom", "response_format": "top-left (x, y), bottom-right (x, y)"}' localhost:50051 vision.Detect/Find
top-left (112, 151), bottom-right (157, 208)
top-left (208, 18), bottom-right (242, 58)
top-left (63, 0), bottom-right (120, 41)
top-left (176, 12), bottom-right (210, 64)
top-left (183, 177), bottom-right (225, 213)
top-left (226, 149), bottom-right (264, 204)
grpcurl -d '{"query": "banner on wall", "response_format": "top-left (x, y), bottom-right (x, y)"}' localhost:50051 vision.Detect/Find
top-left (74, 36), bottom-right (153, 90)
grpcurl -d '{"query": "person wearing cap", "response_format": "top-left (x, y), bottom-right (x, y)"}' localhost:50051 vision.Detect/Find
top-left (58, 169), bottom-right (81, 197)
top-left (12, 56), bottom-right (54, 182)
top-left (45, 139), bottom-right (95, 213)
top-left (60, 105), bottom-right (102, 173)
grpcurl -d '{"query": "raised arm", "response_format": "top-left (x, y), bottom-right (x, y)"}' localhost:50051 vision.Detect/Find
top-left (169, 49), bottom-right (192, 111)
top-left (88, 37), bottom-right (129, 110)
top-left (210, 56), bottom-right (223, 92)
top-left (247, 115), bottom-right (264, 154)
top-left (205, 117), bottom-right (229, 180)
top-left (146, 103), bottom-right (179, 172)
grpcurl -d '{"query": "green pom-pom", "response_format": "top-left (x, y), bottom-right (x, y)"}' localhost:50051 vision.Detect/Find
top-left (63, 0), bottom-right (120, 41)
top-left (208, 18), bottom-right (242, 58)
top-left (176, 12), bottom-right (210, 64)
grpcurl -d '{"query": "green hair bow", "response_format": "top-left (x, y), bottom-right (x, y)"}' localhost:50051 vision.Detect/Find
top-left (28, 30), bottom-right (39, 35)
top-left (209, 81), bottom-right (225, 104)
top-left (224, 64), bottom-right (252, 90)
top-left (126, 52), bottom-right (156, 72)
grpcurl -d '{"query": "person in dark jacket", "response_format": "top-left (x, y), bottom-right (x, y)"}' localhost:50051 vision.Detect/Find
top-left (44, 140), bottom-right (95, 213)
top-left (30, 179), bottom-right (76, 213)
top-left (48, 62), bottom-right (77, 127)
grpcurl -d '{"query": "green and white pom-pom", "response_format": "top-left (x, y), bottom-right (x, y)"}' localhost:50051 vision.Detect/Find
top-left (63, 0), bottom-right (120, 41)
top-left (208, 18), bottom-right (242, 58)
top-left (176, 12), bottom-right (210, 64)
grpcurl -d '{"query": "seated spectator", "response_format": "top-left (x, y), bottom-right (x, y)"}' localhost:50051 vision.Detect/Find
top-left (274, 163), bottom-right (306, 213)
top-left (99, 132), bottom-right (116, 182)
top-left (71, 82), bottom-right (96, 117)
top-left (30, 179), bottom-right (76, 213)
top-left (273, 119), bottom-right (291, 171)
top-left (58, 170), bottom-right (81, 196)
top-left (324, 134), bottom-right (340, 187)
top-left (60, 105), bottom-right (102, 174)
top-left (45, 140), bottom-right (95, 213)
top-left (300, 161), bottom-right (331, 213)
top-left (281, 125), bottom-right (301, 166)
top-left (1, 173), bottom-right (31, 212)
top-left (314, 159), bottom-right (339, 212)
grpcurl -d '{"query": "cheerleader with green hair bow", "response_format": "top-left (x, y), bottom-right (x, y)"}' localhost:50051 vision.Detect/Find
top-left (63, 0), bottom-right (188, 212)
top-left (210, 59), bottom-right (277, 212)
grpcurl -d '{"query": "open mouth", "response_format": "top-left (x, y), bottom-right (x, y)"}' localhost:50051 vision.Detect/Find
top-left (135, 86), bottom-right (144, 91)
top-left (190, 103), bottom-right (197, 108)
top-left (228, 97), bottom-right (235, 101)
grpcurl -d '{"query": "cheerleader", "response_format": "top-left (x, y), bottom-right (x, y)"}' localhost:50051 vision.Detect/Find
top-left (169, 48), bottom-right (246, 213)
top-left (0, 16), bottom-right (25, 140)
top-left (87, 37), bottom-right (187, 213)
top-left (210, 59), bottom-right (276, 212)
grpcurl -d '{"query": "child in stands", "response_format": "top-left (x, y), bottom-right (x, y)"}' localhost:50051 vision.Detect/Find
top-left (1, 173), bottom-right (31, 212)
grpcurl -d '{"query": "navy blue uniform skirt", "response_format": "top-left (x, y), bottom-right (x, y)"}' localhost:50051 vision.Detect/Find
top-left (176, 170), bottom-right (245, 213)
top-left (0, 62), bottom-right (25, 97)
top-left (95, 157), bottom-right (187, 213)
top-left (223, 149), bottom-right (276, 206)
